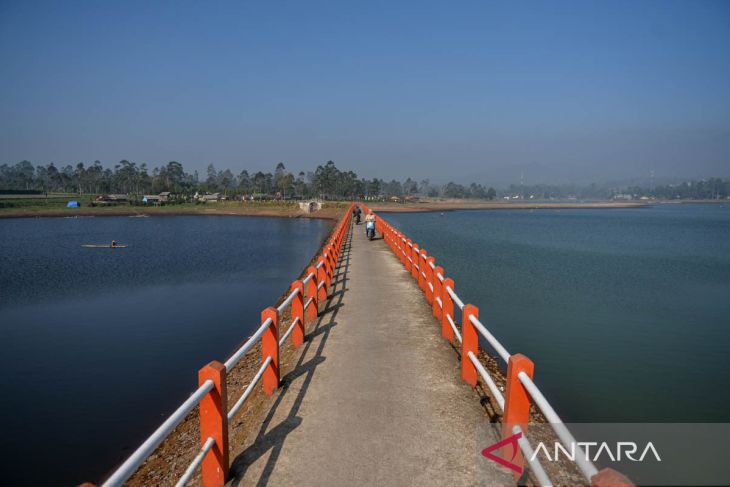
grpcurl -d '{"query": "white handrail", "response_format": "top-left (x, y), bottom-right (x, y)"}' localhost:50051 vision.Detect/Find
top-left (518, 372), bottom-right (598, 480)
top-left (317, 281), bottom-right (325, 290)
top-left (228, 356), bottom-right (273, 421)
top-left (446, 286), bottom-right (464, 310)
top-left (174, 436), bottom-right (216, 487)
top-left (277, 288), bottom-right (300, 314)
top-left (468, 315), bottom-right (511, 364)
top-left (428, 282), bottom-right (434, 292)
top-left (435, 296), bottom-right (443, 308)
top-left (467, 351), bottom-right (505, 410)
top-left (279, 317), bottom-right (301, 347)
top-left (102, 380), bottom-right (215, 487)
top-left (436, 272), bottom-right (444, 282)
top-left (513, 425), bottom-right (553, 487)
top-left (302, 272), bottom-right (315, 285)
top-left (224, 317), bottom-right (273, 372)
top-left (304, 297), bottom-right (314, 310)
top-left (445, 313), bottom-right (462, 344)
top-left (316, 261), bottom-right (324, 269)
top-left (429, 261), bottom-right (436, 269)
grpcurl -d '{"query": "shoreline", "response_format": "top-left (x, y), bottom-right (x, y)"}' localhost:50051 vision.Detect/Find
top-left (0, 203), bottom-right (346, 220)
top-left (368, 200), bottom-right (649, 213)
top-left (2, 199), bottom-right (725, 221)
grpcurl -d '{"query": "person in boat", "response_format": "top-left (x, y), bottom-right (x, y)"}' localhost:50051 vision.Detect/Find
top-left (111, 240), bottom-right (117, 248)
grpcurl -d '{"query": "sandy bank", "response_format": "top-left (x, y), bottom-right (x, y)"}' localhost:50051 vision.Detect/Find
top-left (368, 200), bottom-right (648, 213)
top-left (0, 202), bottom-right (347, 220)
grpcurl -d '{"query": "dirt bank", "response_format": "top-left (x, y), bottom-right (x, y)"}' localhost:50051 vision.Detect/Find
top-left (0, 202), bottom-right (347, 220)
top-left (369, 200), bottom-right (648, 213)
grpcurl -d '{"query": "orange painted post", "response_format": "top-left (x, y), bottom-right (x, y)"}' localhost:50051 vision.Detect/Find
top-left (441, 278), bottom-right (455, 343)
top-left (411, 244), bottom-right (420, 280)
top-left (425, 257), bottom-right (435, 304)
top-left (405, 239), bottom-right (413, 272)
top-left (261, 307), bottom-right (279, 396)
top-left (432, 266), bottom-right (444, 319)
top-left (290, 280), bottom-right (305, 347)
top-left (592, 468), bottom-right (635, 487)
top-left (327, 243), bottom-right (335, 284)
top-left (306, 265), bottom-right (318, 321)
top-left (418, 249), bottom-right (427, 293)
top-left (198, 361), bottom-right (229, 487)
top-left (502, 353), bottom-right (535, 479)
top-left (461, 304), bottom-right (479, 387)
top-left (317, 257), bottom-right (327, 302)
top-left (324, 247), bottom-right (333, 287)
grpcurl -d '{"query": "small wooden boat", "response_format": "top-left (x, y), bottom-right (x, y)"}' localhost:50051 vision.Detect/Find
top-left (81, 244), bottom-right (128, 248)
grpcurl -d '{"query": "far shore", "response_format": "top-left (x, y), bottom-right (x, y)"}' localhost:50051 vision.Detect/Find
top-left (368, 200), bottom-right (650, 213)
top-left (0, 202), bottom-right (347, 220)
top-left (3, 197), bottom-right (724, 220)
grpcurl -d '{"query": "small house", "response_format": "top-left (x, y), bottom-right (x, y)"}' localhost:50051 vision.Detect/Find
top-left (143, 195), bottom-right (161, 205)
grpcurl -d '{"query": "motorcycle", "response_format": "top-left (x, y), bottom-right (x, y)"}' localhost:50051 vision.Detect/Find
top-left (355, 212), bottom-right (361, 225)
top-left (365, 220), bottom-right (376, 240)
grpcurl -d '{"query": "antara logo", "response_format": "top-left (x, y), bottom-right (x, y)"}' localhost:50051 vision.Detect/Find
top-left (530, 441), bottom-right (661, 463)
top-left (481, 433), bottom-right (662, 473)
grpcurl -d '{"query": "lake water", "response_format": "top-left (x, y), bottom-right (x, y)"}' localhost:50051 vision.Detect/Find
top-left (385, 204), bottom-right (730, 423)
top-left (0, 215), bottom-right (331, 486)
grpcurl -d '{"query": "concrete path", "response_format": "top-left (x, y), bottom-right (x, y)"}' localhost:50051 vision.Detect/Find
top-left (229, 223), bottom-right (511, 486)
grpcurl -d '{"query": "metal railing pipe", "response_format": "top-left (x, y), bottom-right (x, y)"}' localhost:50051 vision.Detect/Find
top-left (518, 372), bottom-right (598, 480)
top-left (446, 285), bottom-right (464, 310)
top-left (224, 317), bottom-right (272, 372)
top-left (174, 436), bottom-right (216, 487)
top-left (513, 425), bottom-right (553, 487)
top-left (467, 351), bottom-right (505, 410)
top-left (276, 287), bottom-right (300, 314)
top-left (469, 315), bottom-right (511, 364)
top-left (227, 356), bottom-right (272, 421)
top-left (101, 380), bottom-right (214, 487)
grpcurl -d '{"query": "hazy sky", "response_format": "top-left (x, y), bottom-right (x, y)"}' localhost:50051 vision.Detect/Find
top-left (1, 0), bottom-right (728, 185)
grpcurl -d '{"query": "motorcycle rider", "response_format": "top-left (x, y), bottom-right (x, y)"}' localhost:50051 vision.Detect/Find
top-left (353, 205), bottom-right (362, 225)
top-left (364, 211), bottom-right (376, 239)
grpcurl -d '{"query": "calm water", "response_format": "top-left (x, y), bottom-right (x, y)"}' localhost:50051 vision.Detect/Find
top-left (0, 215), bottom-right (331, 486)
top-left (386, 204), bottom-right (730, 423)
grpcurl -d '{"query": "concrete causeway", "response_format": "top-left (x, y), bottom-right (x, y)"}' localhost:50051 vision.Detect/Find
top-left (228, 222), bottom-right (512, 486)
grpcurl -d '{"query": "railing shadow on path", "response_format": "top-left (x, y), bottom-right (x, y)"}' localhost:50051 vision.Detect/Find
top-left (228, 226), bottom-right (353, 487)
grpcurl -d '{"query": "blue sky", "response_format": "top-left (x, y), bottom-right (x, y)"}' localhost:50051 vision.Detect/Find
top-left (1, 0), bottom-right (728, 184)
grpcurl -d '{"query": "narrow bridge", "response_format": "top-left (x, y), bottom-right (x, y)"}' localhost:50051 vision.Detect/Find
top-left (94, 205), bottom-right (631, 487)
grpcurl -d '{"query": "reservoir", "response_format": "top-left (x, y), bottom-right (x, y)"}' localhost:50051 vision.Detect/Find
top-left (385, 204), bottom-right (730, 423)
top-left (0, 215), bottom-right (332, 486)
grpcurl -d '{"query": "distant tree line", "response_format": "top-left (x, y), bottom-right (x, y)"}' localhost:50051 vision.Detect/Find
top-left (625, 178), bottom-right (730, 200)
top-left (0, 160), bottom-right (498, 200)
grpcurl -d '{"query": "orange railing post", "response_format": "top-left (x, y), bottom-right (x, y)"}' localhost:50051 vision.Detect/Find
top-left (198, 361), bottom-right (229, 487)
top-left (461, 304), bottom-right (479, 387)
top-left (418, 249), bottom-right (427, 293)
top-left (592, 469), bottom-right (635, 487)
top-left (441, 277), bottom-right (455, 343)
top-left (425, 257), bottom-right (435, 304)
top-left (261, 307), bottom-right (279, 395)
top-left (290, 280), bottom-right (305, 347)
top-left (306, 265), bottom-right (318, 321)
top-left (317, 256), bottom-right (327, 303)
top-left (411, 244), bottom-right (420, 280)
top-left (326, 243), bottom-right (335, 286)
top-left (502, 353), bottom-right (534, 479)
top-left (432, 265), bottom-right (444, 320)
top-left (405, 239), bottom-right (413, 273)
